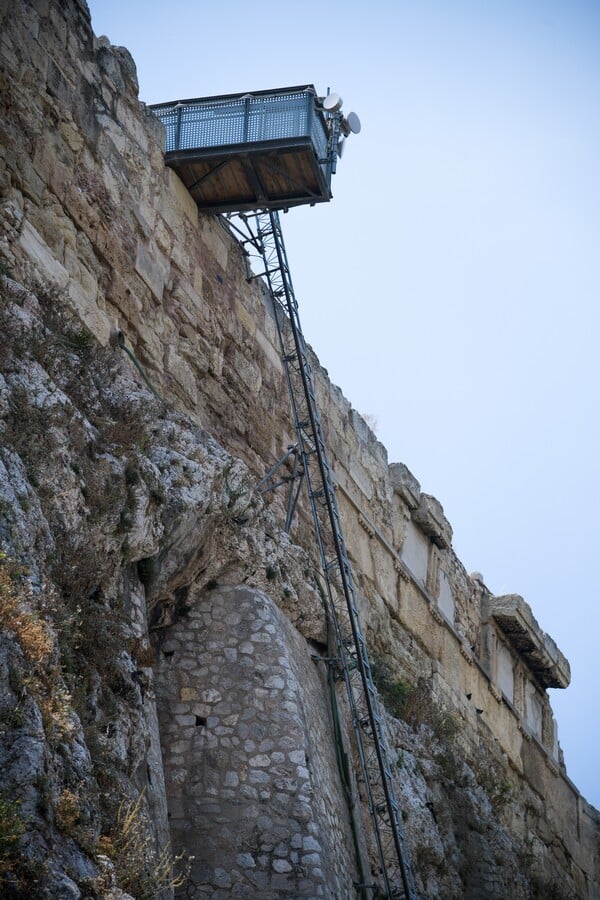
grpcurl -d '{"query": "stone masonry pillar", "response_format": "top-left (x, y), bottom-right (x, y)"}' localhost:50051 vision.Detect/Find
top-left (155, 584), bottom-right (357, 898)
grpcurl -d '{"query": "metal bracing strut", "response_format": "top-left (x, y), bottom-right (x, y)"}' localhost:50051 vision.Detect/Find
top-left (227, 210), bottom-right (418, 900)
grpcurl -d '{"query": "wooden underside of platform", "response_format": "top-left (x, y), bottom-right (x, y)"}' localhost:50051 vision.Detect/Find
top-left (165, 138), bottom-right (331, 213)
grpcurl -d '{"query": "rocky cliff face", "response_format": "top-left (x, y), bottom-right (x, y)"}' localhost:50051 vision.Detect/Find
top-left (0, 272), bottom-right (335, 896)
top-left (1, 1), bottom-right (599, 898)
top-left (0, 269), bottom-right (582, 899)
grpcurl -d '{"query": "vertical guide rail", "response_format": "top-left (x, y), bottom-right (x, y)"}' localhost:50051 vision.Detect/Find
top-left (228, 210), bottom-right (418, 900)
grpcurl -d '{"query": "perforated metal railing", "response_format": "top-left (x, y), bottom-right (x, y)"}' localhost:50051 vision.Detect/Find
top-left (226, 210), bottom-right (419, 900)
top-left (151, 86), bottom-right (328, 160)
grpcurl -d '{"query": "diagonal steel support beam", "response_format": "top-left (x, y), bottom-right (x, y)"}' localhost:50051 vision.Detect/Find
top-left (257, 444), bottom-right (305, 533)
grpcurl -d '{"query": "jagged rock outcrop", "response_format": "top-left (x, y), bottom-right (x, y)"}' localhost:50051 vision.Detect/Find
top-left (0, 275), bottom-right (326, 895)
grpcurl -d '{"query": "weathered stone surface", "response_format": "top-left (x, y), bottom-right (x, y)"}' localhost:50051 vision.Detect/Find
top-left (487, 593), bottom-right (571, 688)
top-left (135, 238), bottom-right (170, 302)
top-left (390, 460), bottom-right (421, 509)
top-left (156, 584), bottom-right (357, 898)
top-left (412, 492), bottom-right (453, 549)
top-left (0, 264), bottom-right (340, 894)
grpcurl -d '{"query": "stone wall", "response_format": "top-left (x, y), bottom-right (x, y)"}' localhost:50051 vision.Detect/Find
top-left (1, 1), bottom-right (599, 897)
top-left (155, 585), bottom-right (357, 898)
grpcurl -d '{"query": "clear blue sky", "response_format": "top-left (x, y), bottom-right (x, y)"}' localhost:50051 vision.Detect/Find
top-left (87, 0), bottom-right (600, 808)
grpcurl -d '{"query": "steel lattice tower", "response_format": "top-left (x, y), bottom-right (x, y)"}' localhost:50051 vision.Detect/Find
top-left (227, 210), bottom-right (418, 900)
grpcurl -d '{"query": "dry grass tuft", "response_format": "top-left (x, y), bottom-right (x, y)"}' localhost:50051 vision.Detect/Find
top-left (0, 554), bottom-right (53, 663)
top-left (55, 789), bottom-right (81, 835)
top-left (97, 792), bottom-right (190, 899)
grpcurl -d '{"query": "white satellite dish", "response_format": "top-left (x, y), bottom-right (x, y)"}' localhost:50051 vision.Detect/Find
top-left (346, 111), bottom-right (361, 134)
top-left (323, 92), bottom-right (343, 112)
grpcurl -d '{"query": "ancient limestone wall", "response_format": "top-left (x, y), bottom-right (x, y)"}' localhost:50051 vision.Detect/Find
top-left (1, 1), bottom-right (599, 897)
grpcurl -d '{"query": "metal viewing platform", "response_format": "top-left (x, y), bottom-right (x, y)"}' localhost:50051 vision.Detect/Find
top-left (150, 85), bottom-right (343, 213)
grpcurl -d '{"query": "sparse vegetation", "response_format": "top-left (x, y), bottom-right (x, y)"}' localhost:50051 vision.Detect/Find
top-left (472, 753), bottom-right (514, 812)
top-left (97, 792), bottom-right (190, 899)
top-left (0, 554), bottom-right (53, 663)
top-left (370, 657), bottom-right (413, 720)
top-left (0, 789), bottom-right (49, 893)
top-left (55, 788), bottom-right (82, 835)
top-left (59, 327), bottom-right (95, 360)
top-left (0, 792), bottom-right (25, 880)
top-left (52, 565), bottom-right (127, 692)
top-left (128, 635), bottom-right (155, 668)
top-left (432, 708), bottom-right (460, 744)
top-left (5, 385), bottom-right (53, 464)
top-left (371, 658), bottom-right (462, 787)
top-left (0, 554), bottom-right (80, 748)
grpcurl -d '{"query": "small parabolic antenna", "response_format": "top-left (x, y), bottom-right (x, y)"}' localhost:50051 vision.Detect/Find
top-left (346, 111), bottom-right (361, 134)
top-left (340, 111), bottom-right (361, 137)
top-left (323, 91), bottom-right (361, 157)
top-left (323, 92), bottom-right (343, 112)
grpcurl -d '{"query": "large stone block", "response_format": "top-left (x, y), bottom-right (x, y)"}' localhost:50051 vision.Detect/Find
top-left (412, 492), bottom-right (452, 549)
top-left (487, 594), bottom-right (571, 689)
top-left (134, 237), bottom-right (170, 302)
top-left (18, 219), bottom-right (69, 288)
top-left (390, 461), bottom-right (421, 509)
